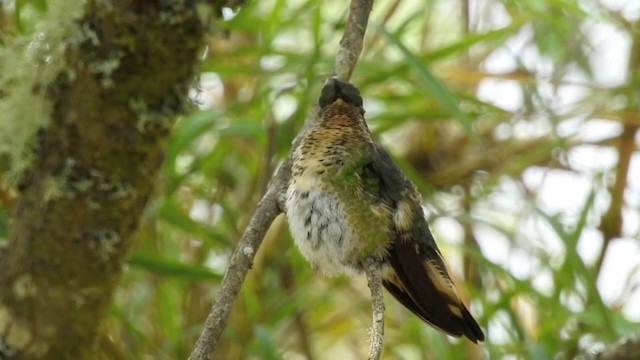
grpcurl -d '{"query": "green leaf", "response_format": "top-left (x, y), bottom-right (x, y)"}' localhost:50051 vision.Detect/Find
top-left (128, 253), bottom-right (221, 281)
top-left (166, 111), bottom-right (218, 162)
top-left (426, 23), bottom-right (523, 62)
top-left (373, 24), bottom-right (483, 147)
top-left (535, 187), bottom-right (617, 339)
top-left (155, 198), bottom-right (230, 246)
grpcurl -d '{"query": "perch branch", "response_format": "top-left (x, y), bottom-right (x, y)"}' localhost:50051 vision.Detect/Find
top-left (188, 1), bottom-right (374, 359)
top-left (333, 0), bottom-right (374, 80)
top-left (365, 261), bottom-right (385, 360)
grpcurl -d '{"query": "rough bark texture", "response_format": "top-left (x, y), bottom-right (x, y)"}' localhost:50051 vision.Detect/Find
top-left (0, 1), bottom-right (204, 359)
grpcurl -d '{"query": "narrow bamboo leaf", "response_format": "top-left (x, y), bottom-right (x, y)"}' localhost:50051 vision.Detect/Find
top-left (155, 199), bottom-right (230, 246)
top-left (128, 253), bottom-right (221, 281)
top-left (166, 111), bottom-right (217, 161)
top-left (425, 23), bottom-right (522, 62)
top-left (14, 0), bottom-right (26, 32)
top-left (535, 189), bottom-right (616, 338)
top-left (373, 24), bottom-right (482, 147)
top-left (156, 199), bottom-right (204, 236)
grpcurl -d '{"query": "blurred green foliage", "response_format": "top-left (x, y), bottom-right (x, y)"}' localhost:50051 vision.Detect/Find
top-left (1, 0), bottom-right (639, 359)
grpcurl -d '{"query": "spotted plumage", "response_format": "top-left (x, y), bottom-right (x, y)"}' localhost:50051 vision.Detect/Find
top-left (285, 78), bottom-right (484, 343)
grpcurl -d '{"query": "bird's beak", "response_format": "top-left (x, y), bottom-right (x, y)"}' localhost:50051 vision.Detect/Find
top-left (332, 98), bottom-right (348, 106)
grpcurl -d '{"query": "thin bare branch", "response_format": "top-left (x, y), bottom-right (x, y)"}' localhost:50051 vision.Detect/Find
top-left (334, 0), bottom-right (374, 81)
top-left (365, 262), bottom-right (385, 360)
top-left (595, 28), bottom-right (640, 277)
top-left (596, 124), bottom-right (637, 275)
top-left (188, 1), bottom-right (374, 359)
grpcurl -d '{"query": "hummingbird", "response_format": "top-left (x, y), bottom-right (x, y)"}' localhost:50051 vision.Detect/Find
top-left (285, 78), bottom-right (484, 343)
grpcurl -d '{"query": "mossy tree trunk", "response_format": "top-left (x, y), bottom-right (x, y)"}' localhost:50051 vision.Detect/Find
top-left (0, 1), bottom-right (205, 358)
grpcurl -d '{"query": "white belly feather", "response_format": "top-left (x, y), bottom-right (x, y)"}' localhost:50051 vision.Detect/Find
top-left (285, 180), bottom-right (359, 277)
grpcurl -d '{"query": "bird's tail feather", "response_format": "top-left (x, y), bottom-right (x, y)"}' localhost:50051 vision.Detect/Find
top-left (383, 239), bottom-right (485, 343)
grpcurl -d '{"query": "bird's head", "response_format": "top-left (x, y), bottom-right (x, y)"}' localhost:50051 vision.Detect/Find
top-left (318, 78), bottom-right (365, 116)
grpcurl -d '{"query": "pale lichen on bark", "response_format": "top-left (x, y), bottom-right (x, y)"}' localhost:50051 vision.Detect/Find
top-left (0, 1), bottom-right (206, 359)
top-left (0, 0), bottom-right (86, 179)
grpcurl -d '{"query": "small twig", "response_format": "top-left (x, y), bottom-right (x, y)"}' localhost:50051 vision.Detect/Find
top-left (365, 260), bottom-right (385, 360)
top-left (593, 332), bottom-right (640, 360)
top-left (596, 33), bottom-right (640, 276)
top-left (188, 1), bottom-right (374, 359)
top-left (364, 0), bottom-right (401, 52)
top-left (595, 124), bottom-right (636, 275)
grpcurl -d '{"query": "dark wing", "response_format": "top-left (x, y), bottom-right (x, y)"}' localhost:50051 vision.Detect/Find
top-left (370, 143), bottom-right (485, 343)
